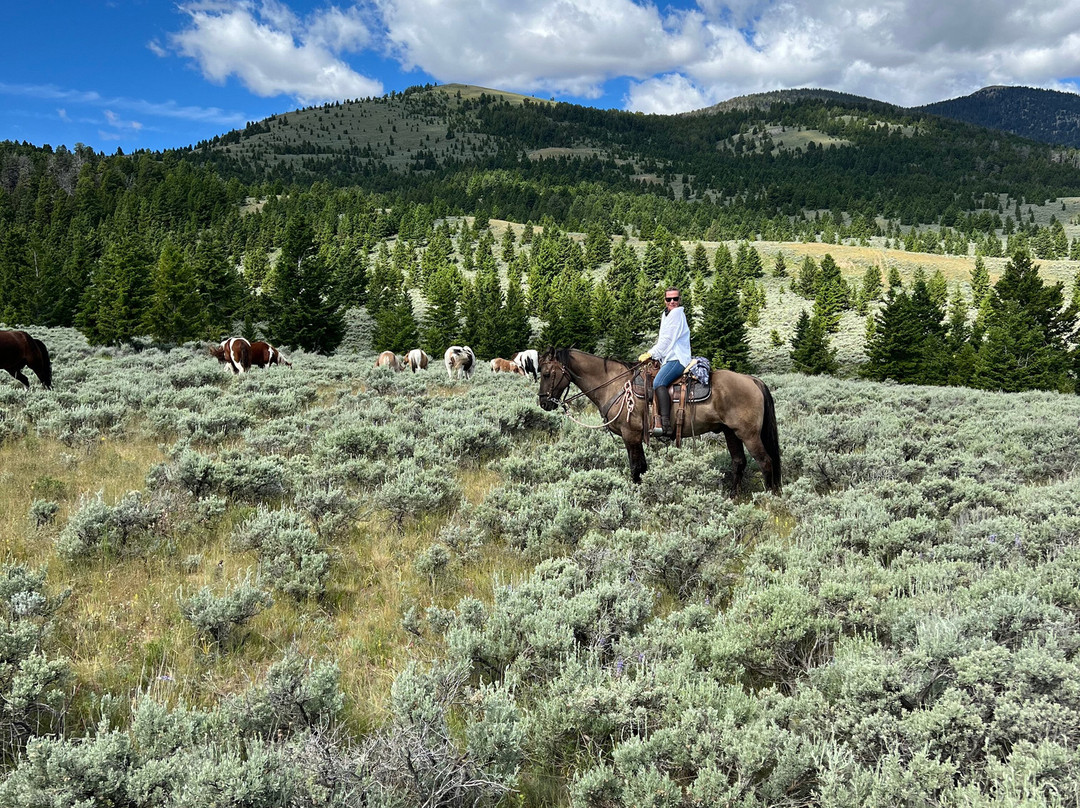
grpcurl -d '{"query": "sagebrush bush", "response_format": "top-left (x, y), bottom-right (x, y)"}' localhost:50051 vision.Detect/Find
top-left (55, 491), bottom-right (165, 559)
top-left (178, 573), bottom-right (273, 648)
top-left (231, 508), bottom-right (331, 600)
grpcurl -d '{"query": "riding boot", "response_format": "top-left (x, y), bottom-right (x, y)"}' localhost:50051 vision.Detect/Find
top-left (653, 386), bottom-right (672, 436)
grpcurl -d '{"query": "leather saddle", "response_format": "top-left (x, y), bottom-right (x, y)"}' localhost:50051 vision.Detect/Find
top-left (631, 363), bottom-right (711, 404)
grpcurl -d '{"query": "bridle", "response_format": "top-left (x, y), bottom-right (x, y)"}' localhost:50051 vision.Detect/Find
top-left (539, 354), bottom-right (644, 428)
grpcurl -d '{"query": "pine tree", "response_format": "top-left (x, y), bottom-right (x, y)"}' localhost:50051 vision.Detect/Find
top-left (790, 309), bottom-right (837, 375)
top-left (422, 262), bottom-right (463, 354)
top-left (812, 253), bottom-right (848, 331)
top-left (772, 252), bottom-right (788, 278)
top-left (696, 272), bottom-right (752, 372)
top-left (796, 255), bottom-right (819, 298)
top-left (857, 265), bottom-right (882, 313)
top-left (193, 232), bottom-right (243, 338)
top-left (972, 249), bottom-right (1072, 392)
top-left (540, 269), bottom-right (595, 350)
top-left (734, 242), bottom-right (763, 280)
top-left (500, 256), bottom-right (532, 353)
top-left (144, 240), bottom-right (205, 343)
top-left (467, 240), bottom-right (503, 357)
top-left (373, 292), bottom-right (420, 354)
top-left (76, 232), bottom-right (152, 345)
top-left (862, 278), bottom-right (947, 385)
top-left (584, 222), bottom-right (612, 269)
top-left (265, 215), bottom-right (345, 354)
top-left (500, 226), bottom-right (517, 265)
top-left (713, 244), bottom-right (734, 280)
top-left (927, 269), bottom-right (948, 308)
top-left (330, 236), bottom-right (368, 309)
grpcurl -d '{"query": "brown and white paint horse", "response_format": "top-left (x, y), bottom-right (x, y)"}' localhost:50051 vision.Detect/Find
top-left (403, 348), bottom-right (430, 372)
top-left (250, 340), bottom-right (291, 368)
top-left (491, 357), bottom-right (525, 375)
top-left (444, 345), bottom-right (476, 380)
top-left (210, 337), bottom-right (251, 374)
top-left (0, 330), bottom-right (52, 389)
top-left (375, 350), bottom-right (403, 371)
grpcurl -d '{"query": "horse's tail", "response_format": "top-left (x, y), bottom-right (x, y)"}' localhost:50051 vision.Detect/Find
top-left (756, 378), bottom-right (781, 492)
top-left (32, 337), bottom-right (52, 389)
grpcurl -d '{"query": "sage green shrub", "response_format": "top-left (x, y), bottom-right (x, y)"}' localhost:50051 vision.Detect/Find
top-left (178, 573), bottom-right (273, 648)
top-left (0, 564), bottom-right (70, 762)
top-left (56, 491), bottom-right (165, 559)
top-left (231, 508), bottom-right (331, 600)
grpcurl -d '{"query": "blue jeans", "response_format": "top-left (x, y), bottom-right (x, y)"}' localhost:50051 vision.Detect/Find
top-left (654, 359), bottom-right (685, 388)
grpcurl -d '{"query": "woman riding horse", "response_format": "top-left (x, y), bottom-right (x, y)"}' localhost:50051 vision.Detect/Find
top-left (538, 348), bottom-right (781, 494)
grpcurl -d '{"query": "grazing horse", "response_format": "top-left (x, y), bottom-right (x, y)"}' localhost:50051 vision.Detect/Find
top-left (403, 348), bottom-right (430, 372)
top-left (538, 348), bottom-right (781, 494)
top-left (375, 350), bottom-right (402, 371)
top-left (0, 330), bottom-right (52, 389)
top-left (444, 345), bottom-right (476, 380)
top-left (491, 357), bottom-right (525, 375)
top-left (513, 349), bottom-right (539, 380)
top-left (210, 337), bottom-right (251, 374)
top-left (249, 340), bottom-right (291, 368)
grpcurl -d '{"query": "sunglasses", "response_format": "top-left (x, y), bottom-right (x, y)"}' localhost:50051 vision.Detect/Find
top-left (665, 296), bottom-right (680, 302)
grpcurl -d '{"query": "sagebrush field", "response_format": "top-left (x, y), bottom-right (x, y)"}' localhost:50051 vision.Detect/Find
top-left (2, 326), bottom-right (1080, 807)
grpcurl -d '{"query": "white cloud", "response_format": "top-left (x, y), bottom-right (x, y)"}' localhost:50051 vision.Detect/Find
top-left (366, 0), bottom-right (1080, 110)
top-left (171, 1), bottom-right (382, 104)
top-left (625, 74), bottom-right (712, 115)
top-left (375, 0), bottom-right (705, 98)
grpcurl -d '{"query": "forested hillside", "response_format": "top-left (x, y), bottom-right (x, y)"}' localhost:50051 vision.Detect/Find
top-left (920, 85), bottom-right (1080, 148)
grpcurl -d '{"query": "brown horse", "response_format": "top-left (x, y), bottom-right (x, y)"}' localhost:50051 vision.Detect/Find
top-left (0, 330), bottom-right (52, 390)
top-left (250, 340), bottom-right (291, 368)
top-left (538, 348), bottom-right (781, 494)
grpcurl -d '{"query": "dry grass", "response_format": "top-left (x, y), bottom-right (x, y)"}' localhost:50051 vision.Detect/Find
top-left (0, 397), bottom-right (533, 737)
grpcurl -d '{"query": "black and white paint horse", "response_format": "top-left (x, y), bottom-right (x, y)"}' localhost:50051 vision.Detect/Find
top-left (513, 349), bottom-right (539, 380)
top-left (444, 345), bottom-right (476, 380)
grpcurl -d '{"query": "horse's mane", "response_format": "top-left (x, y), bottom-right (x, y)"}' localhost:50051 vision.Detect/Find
top-left (550, 347), bottom-right (632, 373)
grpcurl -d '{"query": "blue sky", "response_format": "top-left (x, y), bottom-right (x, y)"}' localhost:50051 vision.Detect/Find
top-left (4, 0), bottom-right (1080, 154)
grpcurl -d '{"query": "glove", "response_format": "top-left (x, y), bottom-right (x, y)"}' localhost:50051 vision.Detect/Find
top-left (638, 352), bottom-right (651, 362)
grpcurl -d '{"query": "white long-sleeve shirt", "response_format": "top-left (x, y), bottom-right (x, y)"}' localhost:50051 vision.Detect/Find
top-left (648, 306), bottom-right (691, 365)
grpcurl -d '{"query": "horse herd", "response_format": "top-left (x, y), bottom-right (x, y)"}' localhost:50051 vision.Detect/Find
top-left (374, 346), bottom-right (539, 382)
top-left (2, 329), bottom-right (781, 493)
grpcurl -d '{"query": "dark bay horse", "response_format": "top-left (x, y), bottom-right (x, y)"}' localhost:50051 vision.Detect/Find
top-left (538, 348), bottom-right (781, 493)
top-left (0, 330), bottom-right (52, 389)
